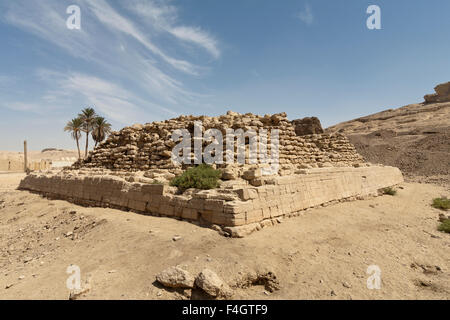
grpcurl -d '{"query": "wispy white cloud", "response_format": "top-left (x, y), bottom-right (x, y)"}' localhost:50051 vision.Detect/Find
top-left (2, 69), bottom-right (177, 125)
top-left (37, 70), bottom-right (178, 124)
top-left (0, 0), bottom-right (218, 125)
top-left (296, 4), bottom-right (314, 26)
top-left (61, 73), bottom-right (142, 124)
top-left (81, 0), bottom-right (201, 75)
top-left (169, 26), bottom-right (220, 59)
top-left (125, 0), bottom-right (220, 59)
top-left (2, 1), bottom-right (93, 59)
top-left (4, 102), bottom-right (43, 113)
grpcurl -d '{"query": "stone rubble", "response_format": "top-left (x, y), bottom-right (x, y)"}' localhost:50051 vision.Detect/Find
top-left (75, 111), bottom-right (364, 179)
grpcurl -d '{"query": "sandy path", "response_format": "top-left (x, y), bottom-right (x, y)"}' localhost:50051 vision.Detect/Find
top-left (0, 173), bottom-right (449, 300)
top-left (0, 173), bottom-right (26, 192)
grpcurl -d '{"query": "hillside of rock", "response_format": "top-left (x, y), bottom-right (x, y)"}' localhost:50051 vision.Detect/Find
top-left (326, 82), bottom-right (450, 186)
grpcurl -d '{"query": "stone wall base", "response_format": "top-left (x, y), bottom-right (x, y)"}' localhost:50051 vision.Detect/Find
top-left (18, 166), bottom-right (404, 237)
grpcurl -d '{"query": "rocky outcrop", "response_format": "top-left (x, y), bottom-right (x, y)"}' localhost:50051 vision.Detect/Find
top-left (326, 82), bottom-right (450, 186)
top-left (424, 81), bottom-right (450, 103)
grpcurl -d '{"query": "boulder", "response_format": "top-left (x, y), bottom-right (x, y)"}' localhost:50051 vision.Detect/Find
top-left (292, 117), bottom-right (324, 136)
top-left (195, 269), bottom-right (233, 298)
top-left (156, 266), bottom-right (195, 288)
top-left (221, 168), bottom-right (237, 180)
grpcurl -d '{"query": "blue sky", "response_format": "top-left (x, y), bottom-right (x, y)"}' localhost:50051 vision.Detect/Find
top-left (0, 0), bottom-right (449, 151)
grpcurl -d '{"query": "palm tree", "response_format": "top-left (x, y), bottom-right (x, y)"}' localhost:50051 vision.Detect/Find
top-left (64, 117), bottom-right (83, 159)
top-left (91, 116), bottom-right (112, 148)
top-left (78, 107), bottom-right (97, 158)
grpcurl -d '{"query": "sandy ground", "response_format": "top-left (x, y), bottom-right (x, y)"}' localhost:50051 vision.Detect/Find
top-left (0, 173), bottom-right (449, 300)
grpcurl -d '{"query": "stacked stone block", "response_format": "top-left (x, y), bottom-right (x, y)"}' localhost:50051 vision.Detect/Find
top-left (76, 111), bottom-right (363, 175)
top-left (19, 165), bottom-right (404, 237)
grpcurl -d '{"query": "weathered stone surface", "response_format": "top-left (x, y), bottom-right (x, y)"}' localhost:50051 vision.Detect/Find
top-left (292, 117), bottom-right (324, 135)
top-left (424, 81), bottom-right (450, 103)
top-left (236, 269), bottom-right (281, 293)
top-left (195, 269), bottom-right (233, 298)
top-left (72, 111), bottom-right (364, 173)
top-left (18, 165), bottom-right (403, 237)
top-left (223, 224), bottom-right (259, 238)
top-left (434, 82), bottom-right (450, 97)
top-left (156, 266), bottom-right (195, 288)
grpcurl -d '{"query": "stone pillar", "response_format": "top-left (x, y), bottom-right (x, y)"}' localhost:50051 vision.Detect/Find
top-left (24, 140), bottom-right (28, 173)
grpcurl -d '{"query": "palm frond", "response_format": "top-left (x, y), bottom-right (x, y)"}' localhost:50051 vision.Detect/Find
top-left (64, 117), bottom-right (83, 141)
top-left (91, 116), bottom-right (112, 145)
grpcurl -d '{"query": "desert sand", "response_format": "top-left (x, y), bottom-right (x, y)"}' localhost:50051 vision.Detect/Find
top-left (1, 173), bottom-right (448, 300)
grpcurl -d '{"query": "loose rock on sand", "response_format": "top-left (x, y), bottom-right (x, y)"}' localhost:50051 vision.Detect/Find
top-left (195, 269), bottom-right (233, 298)
top-left (156, 267), bottom-right (195, 289)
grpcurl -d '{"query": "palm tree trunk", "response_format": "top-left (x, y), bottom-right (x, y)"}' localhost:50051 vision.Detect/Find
top-left (85, 130), bottom-right (89, 159)
top-left (76, 137), bottom-right (81, 160)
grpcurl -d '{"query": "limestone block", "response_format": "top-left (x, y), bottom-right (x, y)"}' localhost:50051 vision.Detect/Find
top-left (181, 208), bottom-right (198, 220)
top-left (141, 184), bottom-right (166, 195)
top-left (18, 165), bottom-right (404, 237)
top-left (129, 200), bottom-right (147, 212)
top-left (189, 198), bottom-right (206, 210)
top-left (223, 201), bottom-right (247, 214)
top-left (204, 199), bottom-right (225, 212)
